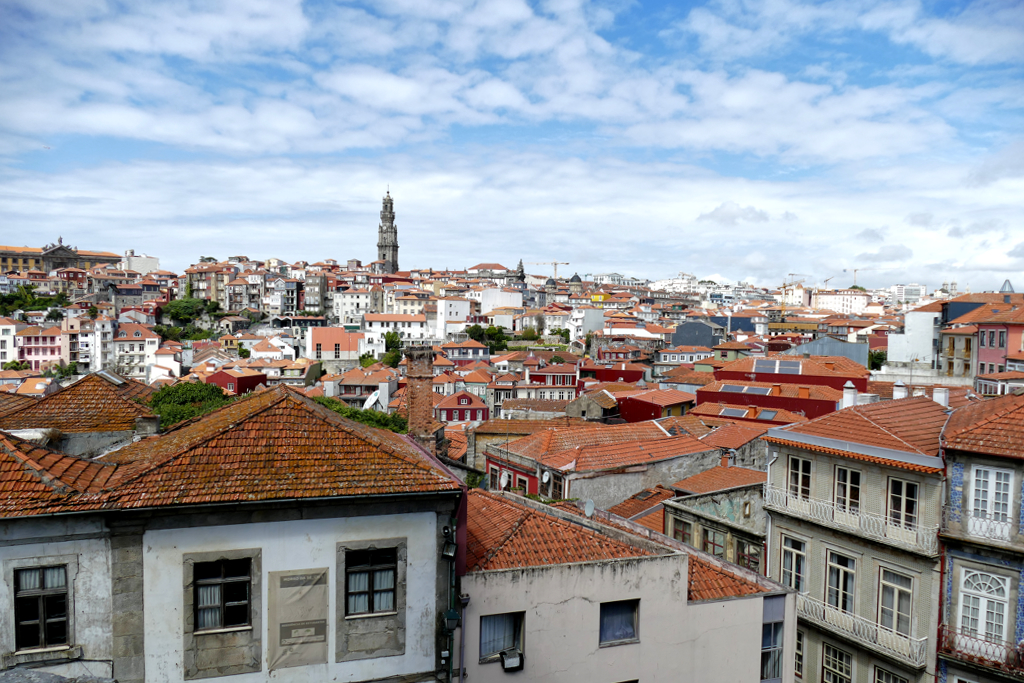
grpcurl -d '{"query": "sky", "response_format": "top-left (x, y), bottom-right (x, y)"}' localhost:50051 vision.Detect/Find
top-left (1, 0), bottom-right (1022, 291)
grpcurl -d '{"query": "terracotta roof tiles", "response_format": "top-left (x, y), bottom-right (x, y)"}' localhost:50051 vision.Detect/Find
top-left (608, 485), bottom-right (676, 519)
top-left (673, 465), bottom-right (767, 494)
top-left (944, 391), bottom-right (1024, 458)
top-left (0, 372), bottom-right (156, 433)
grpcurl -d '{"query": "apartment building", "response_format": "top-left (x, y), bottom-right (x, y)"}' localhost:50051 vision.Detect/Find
top-left (763, 396), bottom-right (949, 683)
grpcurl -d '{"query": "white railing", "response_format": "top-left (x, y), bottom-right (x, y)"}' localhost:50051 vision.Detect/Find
top-left (764, 485), bottom-right (939, 555)
top-left (797, 593), bottom-right (928, 669)
top-left (941, 505), bottom-right (1018, 544)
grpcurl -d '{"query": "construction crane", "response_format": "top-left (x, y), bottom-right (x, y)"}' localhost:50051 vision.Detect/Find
top-left (779, 274), bottom-right (809, 323)
top-left (844, 267), bottom-right (885, 287)
top-left (528, 261), bottom-right (569, 279)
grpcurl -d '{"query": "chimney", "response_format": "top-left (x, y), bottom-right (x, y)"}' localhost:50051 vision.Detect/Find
top-left (842, 381), bottom-right (858, 409)
top-left (802, 351), bottom-right (810, 359)
top-left (721, 455), bottom-right (729, 467)
top-left (404, 346), bottom-right (436, 450)
top-left (933, 386), bottom-right (950, 408)
top-left (772, 383), bottom-right (782, 396)
top-left (893, 381), bottom-right (907, 400)
top-left (798, 386), bottom-right (809, 399)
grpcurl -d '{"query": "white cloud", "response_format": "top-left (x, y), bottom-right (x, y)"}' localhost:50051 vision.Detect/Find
top-left (697, 201), bottom-right (770, 225)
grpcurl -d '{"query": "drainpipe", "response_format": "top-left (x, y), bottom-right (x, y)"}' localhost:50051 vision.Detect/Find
top-left (457, 594), bottom-right (470, 681)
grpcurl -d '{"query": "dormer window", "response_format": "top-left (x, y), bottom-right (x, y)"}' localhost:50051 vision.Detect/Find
top-left (134, 331), bottom-right (141, 337)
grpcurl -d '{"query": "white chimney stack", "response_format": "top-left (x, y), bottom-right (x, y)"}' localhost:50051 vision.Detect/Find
top-left (893, 381), bottom-right (908, 400)
top-left (933, 386), bottom-right (950, 408)
top-left (842, 381), bottom-right (858, 409)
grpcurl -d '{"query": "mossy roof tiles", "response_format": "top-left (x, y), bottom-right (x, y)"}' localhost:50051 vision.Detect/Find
top-left (0, 372), bottom-right (155, 433)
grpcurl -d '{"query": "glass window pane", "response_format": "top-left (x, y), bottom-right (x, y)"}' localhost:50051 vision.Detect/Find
top-left (374, 569), bottom-right (395, 591)
top-left (600, 601), bottom-right (638, 643)
top-left (43, 567), bottom-right (66, 590)
top-left (348, 571), bottom-right (369, 593)
top-left (45, 618), bottom-right (67, 645)
top-left (348, 594), bottom-right (369, 614)
top-left (374, 590), bottom-right (395, 612)
top-left (16, 568), bottom-right (41, 592)
top-left (197, 584), bottom-right (221, 609)
top-left (44, 594), bottom-right (67, 620)
top-left (223, 604), bottom-right (248, 627)
top-left (197, 607), bottom-right (220, 630)
top-left (223, 581), bottom-right (248, 604)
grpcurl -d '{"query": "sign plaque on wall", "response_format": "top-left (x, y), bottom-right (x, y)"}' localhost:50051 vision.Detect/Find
top-left (268, 568), bottom-right (329, 670)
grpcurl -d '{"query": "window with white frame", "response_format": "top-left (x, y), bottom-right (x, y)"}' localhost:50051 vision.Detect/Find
top-left (875, 668), bottom-right (909, 683)
top-left (822, 643), bottom-right (853, 683)
top-left (888, 479), bottom-right (919, 529)
top-left (826, 551), bottom-right (856, 613)
top-left (970, 466), bottom-right (1013, 538)
top-left (834, 466), bottom-right (861, 513)
top-left (479, 612), bottom-right (524, 661)
top-left (879, 569), bottom-right (912, 636)
top-left (781, 537), bottom-right (806, 592)
top-left (794, 631), bottom-right (804, 678)
top-left (959, 570), bottom-right (1008, 644)
top-left (789, 456), bottom-right (811, 500)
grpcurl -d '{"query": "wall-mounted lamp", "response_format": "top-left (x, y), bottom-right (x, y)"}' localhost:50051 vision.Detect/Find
top-left (443, 608), bottom-right (462, 634)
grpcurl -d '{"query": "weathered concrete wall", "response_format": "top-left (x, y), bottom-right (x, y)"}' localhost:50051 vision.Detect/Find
top-left (675, 484), bottom-right (766, 536)
top-left (459, 553), bottom-right (777, 683)
top-left (0, 516), bottom-right (113, 679)
top-left (143, 512), bottom-right (442, 682)
top-left (569, 449), bottom-right (722, 509)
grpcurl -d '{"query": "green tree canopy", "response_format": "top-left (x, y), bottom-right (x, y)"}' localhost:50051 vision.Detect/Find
top-left (149, 382), bottom-right (233, 428)
top-left (163, 297), bottom-right (208, 324)
top-left (313, 396), bottom-right (407, 433)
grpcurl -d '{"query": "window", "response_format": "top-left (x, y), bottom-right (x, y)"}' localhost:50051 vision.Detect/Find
top-left (879, 569), bottom-right (912, 636)
top-left (516, 475), bottom-right (528, 491)
top-left (999, 331), bottom-right (1006, 348)
top-left (760, 622), bottom-right (783, 681)
top-left (599, 600), bottom-right (639, 645)
top-left (835, 467), bottom-right (861, 513)
top-left (989, 331), bottom-right (996, 347)
top-left (781, 537), bottom-right (806, 592)
top-left (888, 479), bottom-right (919, 529)
top-left (795, 631), bottom-right (804, 678)
top-left (980, 332), bottom-right (986, 347)
top-left (822, 643), bottom-right (853, 683)
top-left (673, 519), bottom-right (693, 544)
top-left (789, 457), bottom-right (811, 500)
top-left (193, 558), bottom-right (251, 631)
top-left (875, 667), bottom-right (909, 683)
top-left (14, 566), bottom-right (68, 650)
top-left (345, 548), bottom-right (396, 616)
top-left (315, 343), bottom-right (322, 359)
top-left (737, 539), bottom-right (762, 572)
top-left (970, 465), bottom-right (1013, 539)
top-left (827, 551), bottom-right (856, 613)
top-left (479, 612), bottom-right (524, 660)
top-left (959, 570), bottom-right (1008, 643)
top-left (703, 529), bottom-right (726, 558)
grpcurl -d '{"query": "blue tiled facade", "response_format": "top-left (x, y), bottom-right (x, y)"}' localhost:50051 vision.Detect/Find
top-left (949, 462), bottom-right (963, 523)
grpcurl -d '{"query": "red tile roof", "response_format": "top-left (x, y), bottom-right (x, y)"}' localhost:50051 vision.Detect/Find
top-left (621, 389), bottom-right (696, 406)
top-left (0, 372), bottom-right (156, 433)
top-left (544, 433), bottom-right (712, 472)
top-left (435, 391), bottom-right (488, 410)
top-left (504, 421), bottom-right (669, 462)
top-left (943, 391), bottom-right (1024, 458)
top-left (465, 490), bottom-right (655, 571)
top-left (699, 422), bottom-right (772, 449)
top-left (608, 485), bottom-right (676, 519)
top-left (770, 395), bottom-right (949, 457)
top-left (0, 392), bottom-right (38, 419)
top-left (690, 402), bottom-right (808, 424)
top-left (673, 465), bottom-right (767, 494)
top-left (866, 381), bottom-right (977, 408)
top-left (699, 380), bottom-right (843, 401)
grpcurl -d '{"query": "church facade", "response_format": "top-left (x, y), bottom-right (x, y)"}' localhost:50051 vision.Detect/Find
top-left (377, 191), bottom-right (399, 274)
top-left (0, 238), bottom-right (121, 273)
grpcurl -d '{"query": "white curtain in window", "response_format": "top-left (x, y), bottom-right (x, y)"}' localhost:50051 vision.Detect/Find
top-left (44, 566), bottom-right (66, 589)
top-left (373, 569), bottom-right (395, 612)
top-left (600, 602), bottom-right (636, 642)
top-left (197, 585), bottom-right (221, 629)
top-left (480, 613), bottom-right (518, 656)
top-left (18, 568), bottom-right (41, 590)
top-left (347, 572), bottom-right (369, 613)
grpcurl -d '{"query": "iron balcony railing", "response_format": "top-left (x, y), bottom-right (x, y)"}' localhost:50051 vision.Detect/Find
top-left (764, 485), bottom-right (939, 555)
top-left (941, 505), bottom-right (1018, 545)
top-left (938, 624), bottom-right (1024, 676)
top-left (797, 593), bottom-right (928, 669)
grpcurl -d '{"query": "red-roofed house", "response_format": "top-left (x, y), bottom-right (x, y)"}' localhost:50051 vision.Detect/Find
top-left (618, 389), bottom-right (696, 422)
top-left (460, 490), bottom-right (794, 682)
top-left (435, 390), bottom-right (489, 424)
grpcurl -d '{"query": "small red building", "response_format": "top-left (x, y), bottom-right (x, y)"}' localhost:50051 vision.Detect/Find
top-left (714, 355), bottom-right (869, 391)
top-left (206, 368), bottom-right (267, 395)
top-left (618, 389), bottom-right (696, 422)
top-left (435, 390), bottom-right (489, 423)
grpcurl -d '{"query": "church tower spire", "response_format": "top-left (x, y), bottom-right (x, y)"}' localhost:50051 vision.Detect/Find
top-left (377, 190), bottom-right (399, 274)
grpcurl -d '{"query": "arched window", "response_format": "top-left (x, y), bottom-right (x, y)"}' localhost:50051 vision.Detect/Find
top-left (959, 570), bottom-right (1009, 643)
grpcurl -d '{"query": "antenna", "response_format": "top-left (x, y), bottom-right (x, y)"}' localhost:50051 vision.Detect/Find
top-left (541, 471), bottom-right (551, 484)
top-left (584, 499), bottom-right (595, 518)
top-left (499, 472), bottom-right (509, 490)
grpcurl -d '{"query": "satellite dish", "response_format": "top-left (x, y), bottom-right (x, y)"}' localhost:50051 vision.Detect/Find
top-left (584, 499), bottom-right (595, 518)
top-left (499, 472), bottom-right (509, 490)
top-left (541, 471), bottom-right (551, 484)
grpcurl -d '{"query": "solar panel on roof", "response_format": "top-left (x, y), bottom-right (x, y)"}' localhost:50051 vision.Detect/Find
top-left (745, 387), bottom-right (771, 395)
top-left (757, 410), bottom-right (778, 420)
top-left (753, 360), bottom-right (776, 373)
top-left (777, 361), bottom-right (802, 374)
top-left (721, 408), bottom-right (748, 418)
top-left (722, 385), bottom-right (744, 392)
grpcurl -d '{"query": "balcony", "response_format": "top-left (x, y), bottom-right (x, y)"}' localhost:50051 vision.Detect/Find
top-left (764, 485), bottom-right (939, 555)
top-left (941, 506), bottom-right (1019, 547)
top-left (797, 593), bottom-right (928, 669)
top-left (938, 624), bottom-right (1024, 677)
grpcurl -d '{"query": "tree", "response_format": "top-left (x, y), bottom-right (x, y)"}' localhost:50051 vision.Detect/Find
top-left (534, 313), bottom-right (546, 334)
top-left (237, 346), bottom-right (251, 358)
top-left (521, 327), bottom-right (539, 341)
top-left (868, 350), bottom-right (887, 371)
top-left (381, 350), bottom-right (402, 368)
top-left (551, 328), bottom-right (570, 344)
top-left (465, 325), bottom-right (486, 343)
top-left (45, 308), bottom-right (64, 321)
top-left (359, 352), bottom-right (376, 368)
top-left (550, 355), bottom-right (565, 365)
top-left (87, 305), bottom-right (99, 319)
top-left (149, 382), bottom-right (232, 428)
top-left (483, 326), bottom-right (509, 353)
top-left (43, 362), bottom-right (77, 379)
top-left (199, 256), bottom-right (218, 263)
top-left (2, 360), bottom-right (29, 371)
top-left (849, 285), bottom-right (867, 291)
top-left (204, 300), bottom-right (222, 315)
top-left (384, 330), bottom-right (401, 353)
top-left (313, 396), bottom-right (407, 433)
top-left (163, 298), bottom-right (207, 324)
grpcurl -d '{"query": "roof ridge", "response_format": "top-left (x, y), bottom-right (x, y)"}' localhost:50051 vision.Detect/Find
top-left (946, 395), bottom-right (1024, 441)
top-left (475, 495), bottom-right (534, 570)
top-left (853, 398), bottom-right (937, 455)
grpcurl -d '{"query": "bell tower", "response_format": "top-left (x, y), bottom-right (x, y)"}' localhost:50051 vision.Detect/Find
top-left (377, 191), bottom-right (399, 274)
